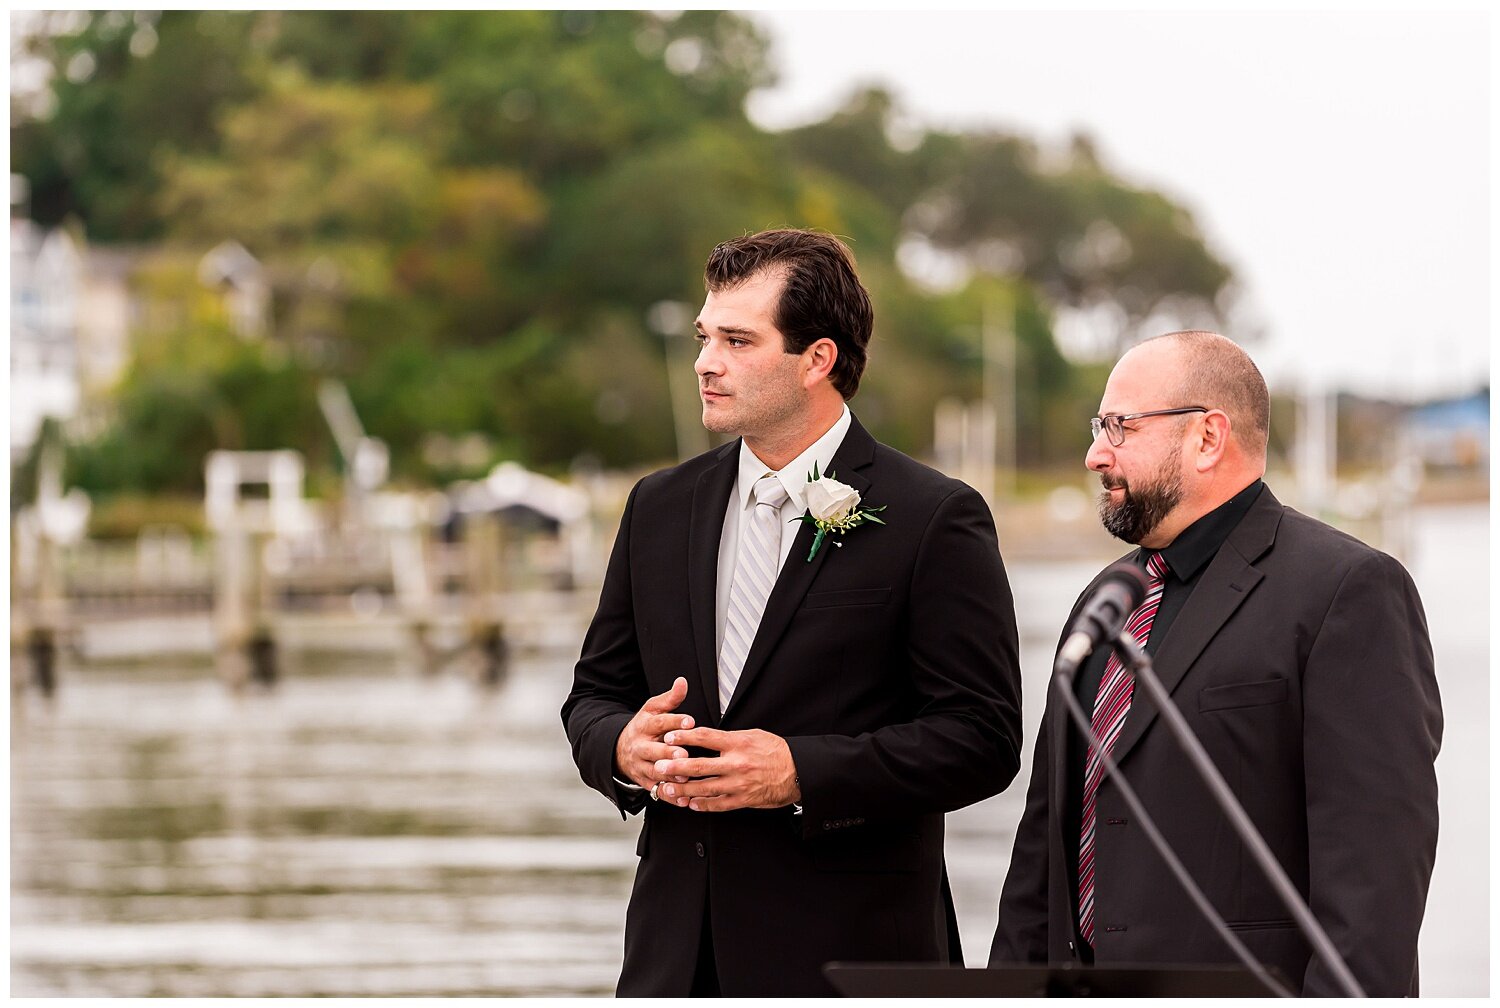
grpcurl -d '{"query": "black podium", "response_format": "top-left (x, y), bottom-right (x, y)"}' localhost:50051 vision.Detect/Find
top-left (824, 962), bottom-right (1285, 997)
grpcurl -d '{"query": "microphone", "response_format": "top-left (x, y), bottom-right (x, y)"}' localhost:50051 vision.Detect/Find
top-left (1055, 560), bottom-right (1149, 681)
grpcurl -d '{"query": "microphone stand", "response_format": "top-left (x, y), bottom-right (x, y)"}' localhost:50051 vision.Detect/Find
top-left (1053, 664), bottom-right (1296, 999)
top-left (1108, 630), bottom-right (1367, 999)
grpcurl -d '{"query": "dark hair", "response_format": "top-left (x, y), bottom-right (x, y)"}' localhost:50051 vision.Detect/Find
top-left (704, 229), bottom-right (873, 399)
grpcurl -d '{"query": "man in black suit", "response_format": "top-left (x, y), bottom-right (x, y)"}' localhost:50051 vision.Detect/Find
top-left (563, 229), bottom-right (1023, 996)
top-left (990, 330), bottom-right (1441, 995)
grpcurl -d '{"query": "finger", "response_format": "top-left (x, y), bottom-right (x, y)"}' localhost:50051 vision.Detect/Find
top-left (644, 712), bottom-right (694, 737)
top-left (661, 784), bottom-right (731, 808)
top-left (641, 676), bottom-right (689, 715)
top-left (630, 742), bottom-right (690, 767)
top-left (624, 758), bottom-right (687, 791)
top-left (661, 777), bottom-right (735, 801)
top-left (688, 794), bottom-right (744, 812)
top-left (663, 726), bottom-right (733, 749)
top-left (653, 756), bottom-right (723, 778)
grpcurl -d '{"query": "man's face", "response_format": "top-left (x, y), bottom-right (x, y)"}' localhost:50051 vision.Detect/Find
top-left (1096, 443), bottom-right (1184, 544)
top-left (1086, 344), bottom-right (1190, 546)
top-left (694, 270), bottom-right (808, 441)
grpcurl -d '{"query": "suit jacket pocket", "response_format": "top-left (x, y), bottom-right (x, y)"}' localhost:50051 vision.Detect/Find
top-left (804, 587), bottom-right (891, 610)
top-left (810, 828), bottom-right (921, 873)
top-left (1225, 918), bottom-right (1295, 932)
top-left (1199, 678), bottom-right (1289, 712)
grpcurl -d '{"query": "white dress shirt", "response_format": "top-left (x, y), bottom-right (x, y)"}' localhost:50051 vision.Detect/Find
top-left (714, 405), bottom-right (852, 657)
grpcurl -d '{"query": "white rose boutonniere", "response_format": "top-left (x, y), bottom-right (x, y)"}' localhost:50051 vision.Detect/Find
top-left (796, 462), bottom-right (887, 562)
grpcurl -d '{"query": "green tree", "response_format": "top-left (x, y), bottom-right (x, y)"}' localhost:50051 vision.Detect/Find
top-left (912, 130), bottom-right (1233, 350)
top-left (16, 11), bottom-right (1238, 496)
top-left (785, 90), bottom-right (1234, 353)
top-left (12, 11), bottom-right (260, 236)
top-left (67, 335), bottom-right (323, 496)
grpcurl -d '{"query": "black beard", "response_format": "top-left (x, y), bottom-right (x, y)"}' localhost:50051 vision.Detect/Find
top-left (1098, 461), bottom-right (1183, 544)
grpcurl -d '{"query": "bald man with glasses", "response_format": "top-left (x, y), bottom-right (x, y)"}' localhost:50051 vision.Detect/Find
top-left (990, 331), bottom-right (1441, 995)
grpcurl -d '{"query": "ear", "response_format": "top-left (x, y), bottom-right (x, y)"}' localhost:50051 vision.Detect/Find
top-left (1194, 409), bottom-right (1232, 472)
top-left (801, 337), bottom-right (839, 389)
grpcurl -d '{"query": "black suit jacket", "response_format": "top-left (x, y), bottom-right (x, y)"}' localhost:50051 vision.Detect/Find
top-left (990, 484), bottom-right (1442, 996)
top-left (563, 416), bottom-right (1023, 995)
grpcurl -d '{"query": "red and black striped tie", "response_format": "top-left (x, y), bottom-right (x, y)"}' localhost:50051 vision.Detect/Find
top-left (1077, 551), bottom-right (1168, 945)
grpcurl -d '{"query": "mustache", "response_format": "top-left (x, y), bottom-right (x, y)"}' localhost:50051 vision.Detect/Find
top-left (1099, 475), bottom-right (1128, 491)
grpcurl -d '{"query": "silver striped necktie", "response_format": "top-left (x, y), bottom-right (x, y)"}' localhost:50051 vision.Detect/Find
top-left (718, 473), bottom-right (789, 713)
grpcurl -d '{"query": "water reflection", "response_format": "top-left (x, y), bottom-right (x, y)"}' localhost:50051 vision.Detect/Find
top-left (11, 507), bottom-right (1488, 996)
top-left (12, 655), bottom-right (639, 996)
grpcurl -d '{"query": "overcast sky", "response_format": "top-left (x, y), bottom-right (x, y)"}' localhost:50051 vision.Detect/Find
top-left (745, 10), bottom-right (1491, 402)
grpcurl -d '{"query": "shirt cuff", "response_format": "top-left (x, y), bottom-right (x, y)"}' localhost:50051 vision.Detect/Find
top-left (613, 775), bottom-right (645, 792)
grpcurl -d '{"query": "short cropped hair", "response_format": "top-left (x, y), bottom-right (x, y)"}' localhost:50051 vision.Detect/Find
top-left (704, 229), bottom-right (873, 399)
top-left (1149, 330), bottom-right (1270, 455)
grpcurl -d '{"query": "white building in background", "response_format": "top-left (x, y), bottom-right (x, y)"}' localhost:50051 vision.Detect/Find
top-left (198, 239), bottom-right (269, 341)
top-left (11, 189), bottom-right (80, 461)
top-left (10, 174), bottom-right (134, 462)
top-left (75, 247), bottom-right (134, 401)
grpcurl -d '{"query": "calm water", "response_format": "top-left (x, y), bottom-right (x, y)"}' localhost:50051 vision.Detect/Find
top-left (10, 504), bottom-right (1487, 996)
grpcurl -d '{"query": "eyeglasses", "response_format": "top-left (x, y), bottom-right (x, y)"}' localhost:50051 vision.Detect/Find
top-left (1090, 407), bottom-right (1208, 447)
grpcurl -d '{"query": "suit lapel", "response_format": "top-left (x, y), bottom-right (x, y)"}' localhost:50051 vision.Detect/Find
top-left (688, 441), bottom-right (740, 727)
top-left (1112, 488), bottom-right (1283, 764)
top-left (721, 416), bottom-right (877, 722)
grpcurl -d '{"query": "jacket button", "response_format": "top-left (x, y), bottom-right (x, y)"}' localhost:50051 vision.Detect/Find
top-left (695, 842), bottom-right (705, 858)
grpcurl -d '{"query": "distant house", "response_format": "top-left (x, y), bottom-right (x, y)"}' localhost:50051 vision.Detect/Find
top-left (1407, 389), bottom-right (1489, 470)
top-left (197, 239), bottom-right (269, 340)
top-left (11, 213), bottom-right (80, 461)
top-left (10, 176), bottom-right (135, 461)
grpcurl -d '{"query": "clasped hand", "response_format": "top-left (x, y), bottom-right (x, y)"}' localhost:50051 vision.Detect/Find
top-left (614, 677), bottom-right (694, 790)
top-left (612, 677), bottom-right (801, 812)
top-left (653, 726), bottom-right (800, 812)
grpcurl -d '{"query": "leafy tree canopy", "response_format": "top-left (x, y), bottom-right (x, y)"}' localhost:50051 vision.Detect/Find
top-left (12, 11), bottom-right (1234, 497)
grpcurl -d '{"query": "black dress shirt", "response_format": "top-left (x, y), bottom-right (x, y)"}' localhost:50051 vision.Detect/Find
top-left (1062, 479), bottom-right (1266, 948)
